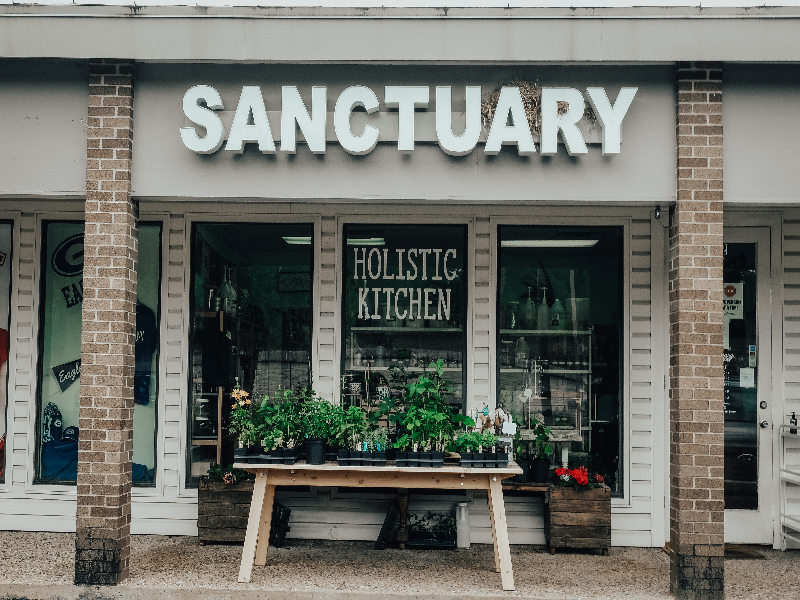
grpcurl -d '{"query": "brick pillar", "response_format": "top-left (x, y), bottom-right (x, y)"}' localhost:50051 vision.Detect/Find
top-left (669, 62), bottom-right (725, 600)
top-left (75, 59), bottom-right (137, 586)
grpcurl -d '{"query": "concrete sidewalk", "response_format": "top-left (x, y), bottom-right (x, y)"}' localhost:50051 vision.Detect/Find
top-left (0, 532), bottom-right (793, 600)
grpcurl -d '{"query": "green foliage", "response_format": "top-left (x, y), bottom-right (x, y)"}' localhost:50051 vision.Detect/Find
top-left (388, 360), bottom-right (462, 451)
top-left (337, 405), bottom-right (368, 450)
top-left (300, 396), bottom-right (345, 443)
top-left (530, 417), bottom-right (553, 460)
top-left (450, 430), bottom-right (499, 453)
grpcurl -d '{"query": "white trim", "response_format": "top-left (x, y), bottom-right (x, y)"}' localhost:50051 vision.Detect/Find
top-left (724, 209), bottom-right (783, 548)
top-left (0, 211), bottom-right (21, 494)
top-left (489, 210), bottom-right (635, 509)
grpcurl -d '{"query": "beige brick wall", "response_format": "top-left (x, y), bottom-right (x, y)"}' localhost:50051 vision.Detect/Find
top-left (669, 61), bottom-right (725, 600)
top-left (75, 59), bottom-right (137, 586)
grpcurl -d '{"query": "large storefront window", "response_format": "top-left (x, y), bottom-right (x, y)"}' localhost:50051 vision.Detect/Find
top-left (497, 226), bottom-right (623, 494)
top-left (188, 223), bottom-right (313, 484)
top-left (342, 224), bottom-right (467, 411)
top-left (36, 222), bottom-right (161, 485)
top-left (0, 223), bottom-right (11, 484)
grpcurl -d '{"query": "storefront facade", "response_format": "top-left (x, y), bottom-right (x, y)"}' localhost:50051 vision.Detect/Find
top-left (1, 5), bottom-right (799, 596)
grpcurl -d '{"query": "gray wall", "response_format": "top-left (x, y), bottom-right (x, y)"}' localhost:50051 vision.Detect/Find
top-left (133, 64), bottom-right (676, 204)
top-left (0, 59), bottom-right (88, 198)
top-left (725, 65), bottom-right (800, 205)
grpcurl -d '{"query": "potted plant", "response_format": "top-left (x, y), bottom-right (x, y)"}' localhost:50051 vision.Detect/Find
top-left (300, 394), bottom-right (344, 465)
top-left (452, 430), bottom-right (501, 468)
top-left (406, 511), bottom-right (457, 549)
top-left (546, 466), bottom-right (610, 555)
top-left (530, 417), bottom-right (554, 483)
top-left (198, 464), bottom-right (254, 544)
top-left (388, 359), bottom-right (469, 468)
top-left (256, 396), bottom-right (302, 464)
top-left (228, 382), bottom-right (256, 458)
top-left (336, 405), bottom-right (367, 466)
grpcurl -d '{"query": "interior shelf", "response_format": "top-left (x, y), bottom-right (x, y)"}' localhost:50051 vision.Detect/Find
top-left (351, 326), bottom-right (463, 333)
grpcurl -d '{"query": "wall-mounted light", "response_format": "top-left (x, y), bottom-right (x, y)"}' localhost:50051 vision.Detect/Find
top-left (501, 239), bottom-right (599, 248)
top-left (346, 238), bottom-right (385, 246)
top-left (283, 236), bottom-right (312, 245)
top-left (655, 205), bottom-right (661, 220)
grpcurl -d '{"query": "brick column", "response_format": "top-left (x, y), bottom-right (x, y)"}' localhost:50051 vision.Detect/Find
top-left (669, 62), bottom-right (725, 600)
top-left (75, 59), bottom-right (137, 586)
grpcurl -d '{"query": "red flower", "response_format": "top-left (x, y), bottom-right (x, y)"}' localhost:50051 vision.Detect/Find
top-left (570, 466), bottom-right (589, 486)
top-left (594, 474), bottom-right (605, 484)
top-left (555, 467), bottom-right (567, 477)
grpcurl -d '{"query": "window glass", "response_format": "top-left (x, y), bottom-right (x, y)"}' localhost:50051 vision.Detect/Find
top-left (37, 221), bottom-right (161, 485)
top-left (188, 223), bottom-right (314, 486)
top-left (497, 226), bottom-right (623, 494)
top-left (0, 222), bottom-right (11, 484)
top-left (342, 224), bottom-right (467, 411)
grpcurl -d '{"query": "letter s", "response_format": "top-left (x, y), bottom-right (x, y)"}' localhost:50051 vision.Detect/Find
top-left (180, 85), bottom-right (225, 154)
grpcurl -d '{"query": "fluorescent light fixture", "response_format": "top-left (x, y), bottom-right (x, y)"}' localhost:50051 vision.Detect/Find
top-left (501, 239), bottom-right (599, 248)
top-left (283, 236), bottom-right (312, 245)
top-left (346, 238), bottom-right (385, 246)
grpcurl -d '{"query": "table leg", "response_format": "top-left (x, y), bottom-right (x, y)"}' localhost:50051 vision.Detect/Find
top-left (396, 488), bottom-right (409, 550)
top-left (488, 477), bottom-right (515, 591)
top-left (254, 483), bottom-right (276, 566)
top-left (486, 479), bottom-right (501, 573)
top-left (238, 470), bottom-right (269, 583)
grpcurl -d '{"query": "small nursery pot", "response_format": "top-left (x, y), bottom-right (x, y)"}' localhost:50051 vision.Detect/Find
top-left (305, 438), bottom-right (325, 465)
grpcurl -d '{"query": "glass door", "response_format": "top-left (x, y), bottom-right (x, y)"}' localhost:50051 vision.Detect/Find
top-left (723, 227), bottom-right (773, 544)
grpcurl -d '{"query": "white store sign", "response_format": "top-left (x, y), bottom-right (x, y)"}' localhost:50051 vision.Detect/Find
top-left (180, 85), bottom-right (637, 158)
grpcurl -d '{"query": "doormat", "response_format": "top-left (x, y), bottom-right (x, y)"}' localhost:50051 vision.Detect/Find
top-left (662, 543), bottom-right (764, 559)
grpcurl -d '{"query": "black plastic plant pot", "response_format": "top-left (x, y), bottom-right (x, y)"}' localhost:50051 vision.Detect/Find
top-left (459, 452), bottom-right (474, 469)
top-left (532, 459), bottom-right (550, 483)
top-left (248, 455), bottom-right (269, 464)
top-left (485, 452), bottom-right (498, 469)
top-left (472, 453), bottom-right (485, 469)
top-left (305, 438), bottom-right (325, 465)
top-left (430, 451), bottom-right (444, 468)
top-left (337, 449), bottom-right (351, 465)
top-left (282, 449), bottom-right (298, 465)
top-left (372, 451), bottom-right (387, 466)
top-left (516, 459), bottom-right (531, 483)
top-left (325, 445), bottom-right (338, 463)
top-left (234, 446), bottom-right (249, 459)
top-left (395, 451), bottom-right (409, 467)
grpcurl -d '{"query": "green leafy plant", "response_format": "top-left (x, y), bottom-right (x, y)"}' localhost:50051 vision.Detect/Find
top-left (450, 430), bottom-right (499, 453)
top-left (530, 417), bottom-right (553, 461)
top-left (300, 396), bottom-right (345, 444)
top-left (338, 405), bottom-right (368, 450)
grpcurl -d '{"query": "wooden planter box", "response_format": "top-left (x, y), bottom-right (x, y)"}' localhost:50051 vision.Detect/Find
top-left (545, 484), bottom-right (611, 555)
top-left (198, 478), bottom-right (254, 543)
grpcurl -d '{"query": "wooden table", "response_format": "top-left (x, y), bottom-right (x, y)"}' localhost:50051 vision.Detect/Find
top-left (234, 461), bottom-right (522, 591)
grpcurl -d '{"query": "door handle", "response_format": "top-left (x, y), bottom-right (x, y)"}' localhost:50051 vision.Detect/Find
top-left (759, 420), bottom-right (769, 429)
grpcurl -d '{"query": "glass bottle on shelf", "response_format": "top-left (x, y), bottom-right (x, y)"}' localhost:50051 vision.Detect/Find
top-left (550, 298), bottom-right (566, 330)
top-left (520, 287), bottom-right (537, 330)
top-left (537, 287), bottom-right (550, 330)
top-left (506, 301), bottom-right (519, 329)
top-left (218, 266), bottom-right (237, 316)
top-left (514, 337), bottom-right (530, 369)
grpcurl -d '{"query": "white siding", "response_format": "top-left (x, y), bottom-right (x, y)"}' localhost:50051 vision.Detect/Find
top-left (782, 216), bottom-right (800, 547)
top-left (0, 203), bottom-right (664, 546)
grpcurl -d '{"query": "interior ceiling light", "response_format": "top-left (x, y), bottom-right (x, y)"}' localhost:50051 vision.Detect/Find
top-left (501, 240), bottom-right (599, 248)
top-left (283, 236), bottom-right (312, 245)
top-left (346, 238), bottom-right (385, 246)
